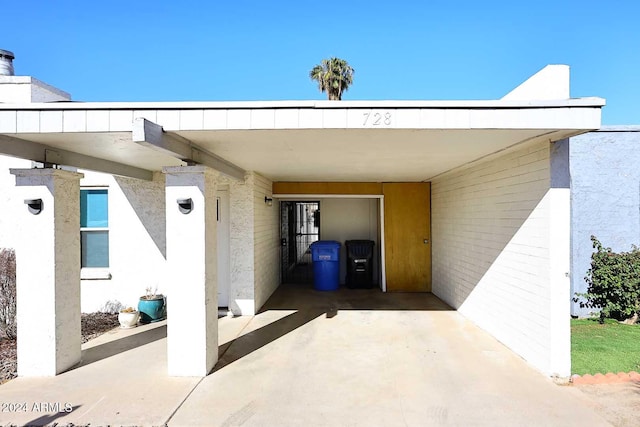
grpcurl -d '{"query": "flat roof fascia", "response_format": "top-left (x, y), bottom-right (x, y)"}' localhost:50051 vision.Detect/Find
top-left (595, 125), bottom-right (640, 132)
top-left (0, 104), bottom-right (603, 134)
top-left (0, 97), bottom-right (606, 111)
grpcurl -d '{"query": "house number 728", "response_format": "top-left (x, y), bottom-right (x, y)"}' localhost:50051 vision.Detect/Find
top-left (362, 111), bottom-right (392, 126)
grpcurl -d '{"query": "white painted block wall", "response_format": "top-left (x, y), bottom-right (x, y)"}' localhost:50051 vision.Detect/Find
top-left (229, 174), bottom-right (256, 315)
top-left (431, 139), bottom-right (570, 376)
top-left (229, 172), bottom-right (280, 315)
top-left (253, 173), bottom-right (280, 311)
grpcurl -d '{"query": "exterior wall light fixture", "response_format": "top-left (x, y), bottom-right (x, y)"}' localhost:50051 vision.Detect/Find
top-left (24, 198), bottom-right (43, 215)
top-left (177, 198), bottom-right (193, 214)
top-left (264, 196), bottom-right (273, 207)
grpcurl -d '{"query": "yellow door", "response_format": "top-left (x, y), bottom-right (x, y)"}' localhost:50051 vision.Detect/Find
top-left (383, 183), bottom-right (431, 292)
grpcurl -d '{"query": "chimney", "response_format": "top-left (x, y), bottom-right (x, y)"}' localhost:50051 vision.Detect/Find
top-left (0, 49), bottom-right (15, 76)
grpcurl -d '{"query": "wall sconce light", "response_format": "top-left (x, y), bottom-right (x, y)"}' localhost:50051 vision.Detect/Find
top-left (177, 198), bottom-right (193, 214)
top-left (264, 196), bottom-right (273, 207)
top-left (24, 198), bottom-right (43, 215)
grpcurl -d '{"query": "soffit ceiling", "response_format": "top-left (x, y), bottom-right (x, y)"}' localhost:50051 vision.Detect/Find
top-left (13, 127), bottom-right (583, 182)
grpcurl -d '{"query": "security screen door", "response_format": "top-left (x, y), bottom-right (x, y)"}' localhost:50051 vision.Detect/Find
top-left (280, 201), bottom-right (320, 284)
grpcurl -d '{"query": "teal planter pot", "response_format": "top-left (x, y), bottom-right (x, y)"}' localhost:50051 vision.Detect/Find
top-left (138, 296), bottom-right (166, 324)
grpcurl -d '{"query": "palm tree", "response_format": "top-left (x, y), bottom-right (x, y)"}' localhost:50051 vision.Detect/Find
top-left (309, 57), bottom-right (354, 100)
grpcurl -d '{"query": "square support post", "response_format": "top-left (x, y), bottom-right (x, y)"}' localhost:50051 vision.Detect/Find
top-left (549, 139), bottom-right (571, 377)
top-left (10, 168), bottom-right (83, 376)
top-left (164, 166), bottom-right (218, 376)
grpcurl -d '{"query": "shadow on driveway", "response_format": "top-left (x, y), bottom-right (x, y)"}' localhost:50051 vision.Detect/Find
top-left (212, 284), bottom-right (452, 373)
top-left (78, 325), bottom-right (167, 368)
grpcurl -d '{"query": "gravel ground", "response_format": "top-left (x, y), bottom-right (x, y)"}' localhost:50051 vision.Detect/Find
top-left (574, 382), bottom-right (640, 427)
top-left (0, 313), bottom-right (119, 384)
top-left (0, 338), bottom-right (16, 384)
top-left (79, 312), bottom-right (120, 344)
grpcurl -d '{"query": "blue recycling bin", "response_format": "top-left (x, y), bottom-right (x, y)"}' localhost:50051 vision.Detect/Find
top-left (310, 240), bottom-right (341, 291)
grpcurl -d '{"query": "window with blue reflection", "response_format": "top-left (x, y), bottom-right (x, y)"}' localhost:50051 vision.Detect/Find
top-left (80, 189), bottom-right (108, 228)
top-left (80, 189), bottom-right (109, 268)
top-left (81, 230), bottom-right (109, 267)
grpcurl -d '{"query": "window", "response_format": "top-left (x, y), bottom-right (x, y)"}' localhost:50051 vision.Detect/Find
top-left (80, 189), bottom-right (109, 268)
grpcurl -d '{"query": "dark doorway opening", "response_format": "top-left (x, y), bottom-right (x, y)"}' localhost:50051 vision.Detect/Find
top-left (280, 201), bottom-right (320, 284)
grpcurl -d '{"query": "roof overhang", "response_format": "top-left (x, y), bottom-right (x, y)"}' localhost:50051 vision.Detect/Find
top-left (0, 98), bottom-right (605, 181)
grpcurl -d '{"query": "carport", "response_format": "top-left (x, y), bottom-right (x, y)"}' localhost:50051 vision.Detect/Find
top-left (0, 285), bottom-right (613, 426)
top-left (0, 65), bottom-right (604, 378)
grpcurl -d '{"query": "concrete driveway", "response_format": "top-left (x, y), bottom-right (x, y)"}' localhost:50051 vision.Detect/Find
top-left (0, 285), bottom-right (614, 426)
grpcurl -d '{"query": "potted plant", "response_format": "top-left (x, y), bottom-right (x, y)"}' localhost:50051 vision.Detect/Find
top-left (118, 307), bottom-right (140, 329)
top-left (138, 286), bottom-right (166, 324)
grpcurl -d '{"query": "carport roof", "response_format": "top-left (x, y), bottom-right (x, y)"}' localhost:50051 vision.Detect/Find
top-left (0, 68), bottom-right (605, 182)
top-left (0, 98), bottom-right (604, 182)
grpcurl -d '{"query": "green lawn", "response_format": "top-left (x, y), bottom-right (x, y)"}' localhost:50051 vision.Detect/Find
top-left (571, 318), bottom-right (640, 375)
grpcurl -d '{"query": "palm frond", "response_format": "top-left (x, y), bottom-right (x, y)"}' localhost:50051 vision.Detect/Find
top-left (309, 57), bottom-right (355, 100)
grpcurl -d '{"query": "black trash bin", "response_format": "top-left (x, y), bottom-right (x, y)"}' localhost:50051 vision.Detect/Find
top-left (345, 240), bottom-right (375, 289)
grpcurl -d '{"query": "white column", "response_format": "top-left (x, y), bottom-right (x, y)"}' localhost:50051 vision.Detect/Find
top-left (164, 166), bottom-right (218, 376)
top-left (548, 187), bottom-right (571, 377)
top-left (10, 168), bottom-right (83, 376)
top-left (549, 139), bottom-right (571, 377)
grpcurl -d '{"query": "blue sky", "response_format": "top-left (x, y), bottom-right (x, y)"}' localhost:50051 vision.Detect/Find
top-left (4, 0), bottom-right (639, 124)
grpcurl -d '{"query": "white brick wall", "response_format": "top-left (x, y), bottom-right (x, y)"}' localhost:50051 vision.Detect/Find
top-left (229, 174), bottom-right (255, 315)
top-left (253, 173), bottom-right (280, 310)
top-left (228, 172), bottom-right (279, 315)
top-left (432, 139), bottom-right (569, 376)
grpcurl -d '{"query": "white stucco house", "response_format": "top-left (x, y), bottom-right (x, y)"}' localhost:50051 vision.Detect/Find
top-left (0, 51), bottom-right (605, 379)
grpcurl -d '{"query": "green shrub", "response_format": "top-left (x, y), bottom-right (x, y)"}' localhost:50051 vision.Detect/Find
top-left (577, 236), bottom-right (640, 323)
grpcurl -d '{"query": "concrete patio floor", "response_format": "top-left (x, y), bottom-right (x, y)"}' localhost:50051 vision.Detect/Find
top-left (0, 284), bottom-right (615, 426)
